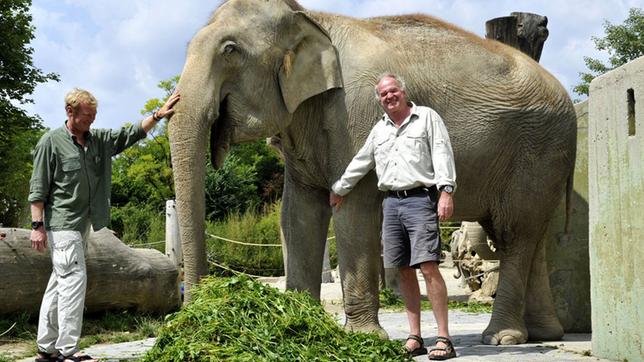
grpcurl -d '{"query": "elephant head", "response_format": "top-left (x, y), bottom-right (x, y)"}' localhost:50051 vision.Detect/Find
top-left (169, 0), bottom-right (343, 300)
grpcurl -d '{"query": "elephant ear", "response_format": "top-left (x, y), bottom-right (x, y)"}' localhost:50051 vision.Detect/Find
top-left (279, 11), bottom-right (343, 114)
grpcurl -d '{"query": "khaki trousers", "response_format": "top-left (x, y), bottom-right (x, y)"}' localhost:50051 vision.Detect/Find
top-left (37, 226), bottom-right (90, 357)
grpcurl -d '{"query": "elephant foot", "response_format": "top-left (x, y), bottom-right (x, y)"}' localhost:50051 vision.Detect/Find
top-left (344, 321), bottom-right (389, 340)
top-left (525, 316), bottom-right (564, 341)
top-left (482, 324), bottom-right (528, 345)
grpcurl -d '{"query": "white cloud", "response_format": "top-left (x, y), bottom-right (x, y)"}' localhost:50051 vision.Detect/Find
top-left (25, 0), bottom-right (642, 129)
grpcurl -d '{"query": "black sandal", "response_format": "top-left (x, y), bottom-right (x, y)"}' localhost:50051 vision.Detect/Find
top-left (57, 354), bottom-right (95, 362)
top-left (404, 334), bottom-right (427, 356)
top-left (35, 351), bottom-right (58, 362)
top-left (428, 336), bottom-right (457, 360)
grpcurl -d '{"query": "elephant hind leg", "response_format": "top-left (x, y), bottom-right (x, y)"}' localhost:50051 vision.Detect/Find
top-left (523, 237), bottom-right (564, 341)
top-left (480, 210), bottom-right (551, 345)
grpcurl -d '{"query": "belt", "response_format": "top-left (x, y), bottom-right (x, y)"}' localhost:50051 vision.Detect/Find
top-left (387, 186), bottom-right (432, 198)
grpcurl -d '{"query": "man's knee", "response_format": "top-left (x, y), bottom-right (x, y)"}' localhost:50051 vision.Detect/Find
top-left (419, 261), bottom-right (441, 280)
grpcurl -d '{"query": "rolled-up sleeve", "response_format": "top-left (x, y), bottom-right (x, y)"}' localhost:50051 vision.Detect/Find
top-left (331, 130), bottom-right (377, 196)
top-left (429, 111), bottom-right (457, 191)
top-left (110, 123), bottom-right (147, 155)
top-left (28, 137), bottom-right (53, 203)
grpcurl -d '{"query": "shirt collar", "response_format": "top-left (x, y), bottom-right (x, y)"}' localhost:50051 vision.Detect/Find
top-left (382, 101), bottom-right (418, 127)
top-left (63, 121), bottom-right (92, 141)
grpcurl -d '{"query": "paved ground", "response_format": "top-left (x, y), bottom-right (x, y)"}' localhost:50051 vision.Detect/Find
top-left (16, 265), bottom-right (614, 361)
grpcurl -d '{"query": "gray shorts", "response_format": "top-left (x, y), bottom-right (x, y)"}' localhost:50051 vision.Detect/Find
top-left (382, 187), bottom-right (441, 268)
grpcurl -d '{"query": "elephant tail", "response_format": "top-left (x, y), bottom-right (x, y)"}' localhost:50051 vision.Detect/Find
top-left (564, 171), bottom-right (574, 234)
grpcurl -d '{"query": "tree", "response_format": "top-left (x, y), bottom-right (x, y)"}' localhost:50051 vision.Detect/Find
top-left (574, 8), bottom-right (644, 96)
top-left (0, 0), bottom-right (59, 226)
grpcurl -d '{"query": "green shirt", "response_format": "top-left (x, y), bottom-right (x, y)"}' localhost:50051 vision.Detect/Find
top-left (28, 122), bottom-right (147, 232)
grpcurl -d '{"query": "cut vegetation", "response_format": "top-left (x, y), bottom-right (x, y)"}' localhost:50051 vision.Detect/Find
top-left (145, 276), bottom-right (410, 361)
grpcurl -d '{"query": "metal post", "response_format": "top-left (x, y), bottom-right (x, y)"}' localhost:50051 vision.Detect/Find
top-left (165, 200), bottom-right (183, 267)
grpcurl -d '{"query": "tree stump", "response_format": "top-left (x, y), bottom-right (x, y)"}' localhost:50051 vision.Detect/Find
top-left (485, 12), bottom-right (549, 62)
top-left (0, 227), bottom-right (181, 315)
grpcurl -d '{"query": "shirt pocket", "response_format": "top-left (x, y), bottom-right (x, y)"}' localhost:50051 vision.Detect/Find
top-left (405, 128), bottom-right (430, 164)
top-left (373, 135), bottom-right (392, 167)
top-left (60, 156), bottom-right (81, 184)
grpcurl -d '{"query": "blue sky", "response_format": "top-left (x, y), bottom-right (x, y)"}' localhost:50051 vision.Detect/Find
top-left (25, 0), bottom-right (643, 130)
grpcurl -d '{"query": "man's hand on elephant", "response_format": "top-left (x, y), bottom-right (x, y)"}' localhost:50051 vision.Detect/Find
top-left (438, 192), bottom-right (454, 221)
top-left (31, 229), bottom-right (47, 252)
top-left (155, 92), bottom-right (181, 119)
top-left (330, 192), bottom-right (344, 211)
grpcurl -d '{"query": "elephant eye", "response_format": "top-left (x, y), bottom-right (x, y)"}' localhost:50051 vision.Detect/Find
top-left (221, 41), bottom-right (238, 55)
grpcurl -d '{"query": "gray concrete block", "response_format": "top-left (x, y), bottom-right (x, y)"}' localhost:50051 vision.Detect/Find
top-left (588, 55), bottom-right (644, 362)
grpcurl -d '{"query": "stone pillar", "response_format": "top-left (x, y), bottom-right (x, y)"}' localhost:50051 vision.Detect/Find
top-left (545, 101), bottom-right (591, 332)
top-left (588, 55), bottom-right (644, 361)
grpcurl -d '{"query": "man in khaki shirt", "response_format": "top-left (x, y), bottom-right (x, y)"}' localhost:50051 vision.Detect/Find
top-left (29, 88), bottom-right (179, 362)
top-left (330, 74), bottom-right (457, 360)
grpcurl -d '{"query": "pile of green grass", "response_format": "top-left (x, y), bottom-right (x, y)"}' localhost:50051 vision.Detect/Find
top-left (144, 276), bottom-right (410, 361)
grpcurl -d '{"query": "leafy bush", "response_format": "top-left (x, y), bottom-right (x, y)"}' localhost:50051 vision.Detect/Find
top-left (144, 276), bottom-right (409, 362)
top-left (205, 141), bottom-right (284, 222)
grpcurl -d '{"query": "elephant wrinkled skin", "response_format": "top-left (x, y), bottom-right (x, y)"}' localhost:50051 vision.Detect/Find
top-left (169, 0), bottom-right (576, 345)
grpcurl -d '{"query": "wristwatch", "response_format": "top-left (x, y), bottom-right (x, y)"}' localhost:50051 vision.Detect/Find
top-left (439, 185), bottom-right (454, 194)
top-left (31, 221), bottom-right (44, 230)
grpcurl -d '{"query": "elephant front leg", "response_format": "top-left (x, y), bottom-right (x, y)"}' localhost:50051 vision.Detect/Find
top-left (332, 177), bottom-right (387, 338)
top-left (281, 180), bottom-right (331, 300)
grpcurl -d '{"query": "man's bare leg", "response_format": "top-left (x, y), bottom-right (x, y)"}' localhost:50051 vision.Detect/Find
top-left (399, 266), bottom-right (423, 351)
top-left (420, 261), bottom-right (451, 358)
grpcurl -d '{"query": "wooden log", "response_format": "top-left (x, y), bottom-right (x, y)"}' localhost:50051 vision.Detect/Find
top-left (0, 227), bottom-right (181, 315)
top-left (485, 12), bottom-right (549, 62)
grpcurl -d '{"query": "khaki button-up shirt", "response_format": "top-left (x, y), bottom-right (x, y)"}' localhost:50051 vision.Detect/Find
top-left (28, 122), bottom-right (146, 232)
top-left (332, 103), bottom-right (456, 196)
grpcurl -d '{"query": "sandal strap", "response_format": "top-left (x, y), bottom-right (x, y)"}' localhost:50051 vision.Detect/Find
top-left (435, 336), bottom-right (453, 346)
top-left (407, 334), bottom-right (424, 346)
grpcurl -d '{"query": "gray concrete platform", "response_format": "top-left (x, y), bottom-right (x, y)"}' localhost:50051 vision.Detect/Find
top-left (16, 265), bottom-right (613, 361)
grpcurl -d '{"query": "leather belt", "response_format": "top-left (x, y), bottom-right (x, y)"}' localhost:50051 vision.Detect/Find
top-left (387, 186), bottom-right (433, 198)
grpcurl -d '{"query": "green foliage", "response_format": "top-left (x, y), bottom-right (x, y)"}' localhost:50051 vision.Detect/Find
top-left (110, 202), bottom-right (165, 246)
top-left (144, 276), bottom-right (410, 362)
top-left (574, 8), bottom-right (644, 96)
top-left (206, 202), bottom-right (284, 276)
top-left (205, 153), bottom-right (261, 221)
top-left (0, 311), bottom-right (163, 346)
top-left (440, 221), bottom-right (460, 251)
top-left (205, 141), bottom-right (284, 221)
top-left (111, 79), bottom-right (176, 208)
top-left (0, 0), bottom-right (58, 226)
top-left (379, 288), bottom-right (404, 309)
top-left (0, 312), bottom-right (36, 340)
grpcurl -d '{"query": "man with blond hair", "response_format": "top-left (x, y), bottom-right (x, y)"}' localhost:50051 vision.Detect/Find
top-left (330, 74), bottom-right (457, 360)
top-left (29, 88), bottom-right (179, 362)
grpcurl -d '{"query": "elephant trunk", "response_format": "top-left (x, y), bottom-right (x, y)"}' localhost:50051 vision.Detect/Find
top-left (169, 106), bottom-right (211, 303)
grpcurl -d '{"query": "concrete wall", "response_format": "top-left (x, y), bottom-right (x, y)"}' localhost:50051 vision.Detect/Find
top-left (546, 100), bottom-right (591, 332)
top-left (588, 55), bottom-right (644, 361)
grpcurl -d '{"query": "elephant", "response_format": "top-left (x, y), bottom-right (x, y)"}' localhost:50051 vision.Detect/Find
top-left (169, 0), bottom-right (577, 345)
